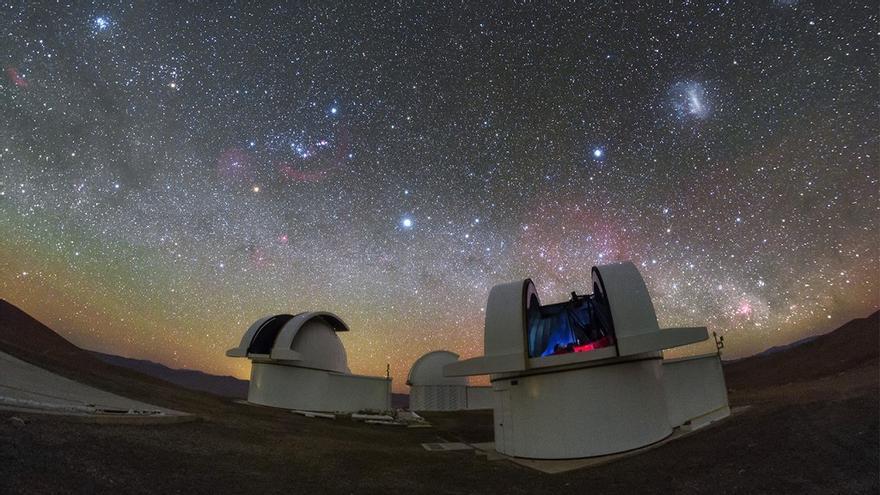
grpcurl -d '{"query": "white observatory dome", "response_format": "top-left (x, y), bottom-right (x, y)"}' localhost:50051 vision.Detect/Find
top-left (407, 351), bottom-right (467, 387)
top-left (227, 312), bottom-right (351, 373)
top-left (226, 311), bottom-right (391, 413)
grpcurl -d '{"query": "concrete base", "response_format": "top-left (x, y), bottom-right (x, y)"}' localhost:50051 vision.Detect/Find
top-left (491, 358), bottom-right (671, 459)
top-left (471, 405), bottom-right (745, 474)
top-left (249, 362), bottom-right (391, 413)
top-left (663, 353), bottom-right (729, 428)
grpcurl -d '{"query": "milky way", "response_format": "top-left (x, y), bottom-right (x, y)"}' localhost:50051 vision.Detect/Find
top-left (0, 2), bottom-right (877, 389)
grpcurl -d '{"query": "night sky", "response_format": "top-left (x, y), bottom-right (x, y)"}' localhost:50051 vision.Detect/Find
top-left (1, 2), bottom-right (877, 390)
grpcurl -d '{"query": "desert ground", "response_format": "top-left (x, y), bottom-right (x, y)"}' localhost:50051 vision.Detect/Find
top-left (0, 301), bottom-right (877, 494)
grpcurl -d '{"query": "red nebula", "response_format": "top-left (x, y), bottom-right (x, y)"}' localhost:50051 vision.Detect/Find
top-left (736, 301), bottom-right (753, 317)
top-left (513, 194), bottom-right (634, 282)
top-left (5, 66), bottom-right (28, 88)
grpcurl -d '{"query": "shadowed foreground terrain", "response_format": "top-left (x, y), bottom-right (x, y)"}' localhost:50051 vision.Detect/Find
top-left (0, 300), bottom-right (877, 494)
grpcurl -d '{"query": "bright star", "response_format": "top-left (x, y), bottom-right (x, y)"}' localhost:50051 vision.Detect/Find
top-left (401, 217), bottom-right (414, 229)
top-left (592, 148), bottom-right (604, 158)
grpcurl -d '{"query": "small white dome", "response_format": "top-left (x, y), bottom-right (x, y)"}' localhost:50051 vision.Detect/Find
top-left (407, 351), bottom-right (467, 386)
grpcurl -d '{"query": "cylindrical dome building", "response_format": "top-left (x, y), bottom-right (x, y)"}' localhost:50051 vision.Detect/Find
top-left (226, 312), bottom-right (391, 413)
top-left (407, 351), bottom-right (467, 411)
top-left (406, 351), bottom-right (495, 411)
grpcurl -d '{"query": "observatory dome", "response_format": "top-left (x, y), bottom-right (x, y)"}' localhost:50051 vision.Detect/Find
top-left (443, 261), bottom-right (729, 459)
top-left (406, 351), bottom-right (467, 387)
top-left (227, 312), bottom-right (351, 374)
top-left (226, 311), bottom-right (390, 413)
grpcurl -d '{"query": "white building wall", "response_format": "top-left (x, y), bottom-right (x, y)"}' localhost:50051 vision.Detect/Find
top-left (662, 353), bottom-right (729, 427)
top-left (409, 384), bottom-right (466, 411)
top-left (465, 386), bottom-right (493, 410)
top-left (325, 372), bottom-right (391, 413)
top-left (248, 362), bottom-right (390, 413)
top-left (492, 358), bottom-right (672, 459)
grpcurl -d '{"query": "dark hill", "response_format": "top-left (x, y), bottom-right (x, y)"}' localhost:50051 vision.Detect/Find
top-left (0, 299), bottom-right (235, 415)
top-left (0, 299), bottom-right (105, 371)
top-left (90, 351), bottom-right (249, 399)
top-left (724, 310), bottom-right (879, 391)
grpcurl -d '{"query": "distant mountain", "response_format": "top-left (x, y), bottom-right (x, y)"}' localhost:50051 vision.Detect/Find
top-left (724, 310), bottom-right (879, 390)
top-left (751, 334), bottom-right (821, 357)
top-left (724, 334), bottom-right (821, 363)
top-left (90, 351), bottom-right (249, 399)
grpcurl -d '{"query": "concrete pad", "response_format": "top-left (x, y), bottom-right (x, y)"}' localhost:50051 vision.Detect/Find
top-left (471, 442), bottom-right (508, 461)
top-left (421, 442), bottom-right (473, 451)
top-left (365, 419), bottom-right (406, 426)
top-left (0, 351), bottom-right (190, 421)
top-left (291, 409), bottom-right (336, 419)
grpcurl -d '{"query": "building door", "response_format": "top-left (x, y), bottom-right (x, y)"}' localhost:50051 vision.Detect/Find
top-left (493, 381), bottom-right (513, 455)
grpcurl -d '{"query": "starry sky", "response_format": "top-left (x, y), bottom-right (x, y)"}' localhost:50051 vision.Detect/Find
top-left (0, 1), bottom-right (877, 391)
